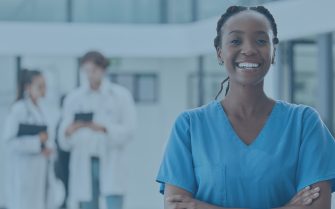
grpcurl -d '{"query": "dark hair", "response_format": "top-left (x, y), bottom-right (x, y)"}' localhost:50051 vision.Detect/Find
top-left (16, 69), bottom-right (42, 101)
top-left (214, 6), bottom-right (279, 100)
top-left (79, 51), bottom-right (110, 69)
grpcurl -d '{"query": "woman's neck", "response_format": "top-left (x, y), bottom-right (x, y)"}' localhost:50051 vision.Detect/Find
top-left (30, 97), bottom-right (38, 106)
top-left (222, 81), bottom-right (272, 117)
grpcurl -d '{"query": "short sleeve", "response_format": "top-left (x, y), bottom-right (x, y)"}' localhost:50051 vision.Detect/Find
top-left (156, 112), bottom-right (197, 195)
top-left (296, 107), bottom-right (335, 192)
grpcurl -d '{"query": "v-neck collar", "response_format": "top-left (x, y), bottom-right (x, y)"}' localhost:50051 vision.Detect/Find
top-left (25, 97), bottom-right (46, 124)
top-left (215, 100), bottom-right (279, 149)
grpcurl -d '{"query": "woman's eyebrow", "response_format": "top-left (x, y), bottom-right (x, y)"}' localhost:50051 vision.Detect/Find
top-left (255, 31), bottom-right (268, 35)
top-left (228, 30), bottom-right (268, 35)
top-left (228, 30), bottom-right (244, 35)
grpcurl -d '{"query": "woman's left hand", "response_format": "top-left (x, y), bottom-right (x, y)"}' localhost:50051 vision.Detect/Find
top-left (165, 195), bottom-right (200, 209)
top-left (42, 147), bottom-right (53, 157)
top-left (285, 186), bottom-right (320, 207)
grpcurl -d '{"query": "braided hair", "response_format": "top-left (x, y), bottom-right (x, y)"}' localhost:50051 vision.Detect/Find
top-left (214, 6), bottom-right (279, 100)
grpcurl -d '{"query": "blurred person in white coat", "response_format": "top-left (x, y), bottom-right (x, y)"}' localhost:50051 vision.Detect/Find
top-left (2, 69), bottom-right (63, 209)
top-left (58, 51), bottom-right (136, 209)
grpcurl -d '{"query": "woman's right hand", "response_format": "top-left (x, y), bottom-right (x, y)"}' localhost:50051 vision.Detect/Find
top-left (39, 131), bottom-right (48, 143)
top-left (286, 186), bottom-right (320, 207)
top-left (65, 122), bottom-right (87, 137)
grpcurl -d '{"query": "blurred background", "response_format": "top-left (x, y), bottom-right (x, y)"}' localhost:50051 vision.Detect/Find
top-left (0, 0), bottom-right (334, 209)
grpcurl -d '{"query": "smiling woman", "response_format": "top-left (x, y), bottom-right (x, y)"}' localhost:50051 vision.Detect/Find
top-left (214, 6), bottom-right (278, 100)
top-left (156, 5), bottom-right (335, 209)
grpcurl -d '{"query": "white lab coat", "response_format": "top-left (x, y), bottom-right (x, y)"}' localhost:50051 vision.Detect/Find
top-left (2, 97), bottom-right (60, 209)
top-left (58, 80), bottom-right (136, 207)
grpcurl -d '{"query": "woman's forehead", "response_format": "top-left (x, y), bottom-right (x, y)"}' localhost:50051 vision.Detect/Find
top-left (32, 75), bottom-right (44, 83)
top-left (222, 10), bottom-right (272, 34)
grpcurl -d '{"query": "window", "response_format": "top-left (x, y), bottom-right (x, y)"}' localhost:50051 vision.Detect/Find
top-left (72, 0), bottom-right (160, 23)
top-left (187, 72), bottom-right (226, 108)
top-left (0, 0), bottom-right (67, 22)
top-left (109, 73), bottom-right (158, 103)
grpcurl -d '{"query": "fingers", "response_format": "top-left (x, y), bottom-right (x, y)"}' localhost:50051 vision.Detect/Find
top-left (297, 186), bottom-right (311, 196)
top-left (303, 188), bottom-right (320, 205)
top-left (168, 202), bottom-right (189, 209)
top-left (76, 122), bottom-right (87, 128)
top-left (301, 187), bottom-right (320, 199)
top-left (302, 192), bottom-right (319, 206)
top-left (166, 195), bottom-right (193, 209)
top-left (290, 186), bottom-right (311, 204)
top-left (291, 186), bottom-right (321, 206)
top-left (166, 195), bottom-right (190, 203)
top-left (302, 197), bottom-right (313, 205)
top-left (42, 150), bottom-right (52, 157)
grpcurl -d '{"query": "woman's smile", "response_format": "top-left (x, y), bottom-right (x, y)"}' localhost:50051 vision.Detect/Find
top-left (235, 62), bottom-right (262, 72)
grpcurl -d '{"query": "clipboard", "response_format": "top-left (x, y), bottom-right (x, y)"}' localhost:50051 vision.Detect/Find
top-left (17, 123), bottom-right (47, 137)
top-left (74, 112), bottom-right (94, 122)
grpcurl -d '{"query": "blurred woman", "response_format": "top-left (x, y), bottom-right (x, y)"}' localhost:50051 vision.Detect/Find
top-left (3, 69), bottom-right (59, 209)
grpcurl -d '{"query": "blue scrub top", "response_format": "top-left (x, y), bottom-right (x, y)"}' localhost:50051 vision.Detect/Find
top-left (156, 100), bottom-right (335, 209)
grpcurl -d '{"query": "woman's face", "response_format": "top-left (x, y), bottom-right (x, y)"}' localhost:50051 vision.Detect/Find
top-left (27, 75), bottom-right (46, 100)
top-left (217, 11), bottom-right (276, 87)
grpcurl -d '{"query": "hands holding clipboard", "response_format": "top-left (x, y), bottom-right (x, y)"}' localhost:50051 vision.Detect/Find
top-left (65, 112), bottom-right (107, 137)
top-left (17, 123), bottom-right (52, 157)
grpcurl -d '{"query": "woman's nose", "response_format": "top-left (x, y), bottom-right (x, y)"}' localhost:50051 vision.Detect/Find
top-left (240, 41), bottom-right (257, 56)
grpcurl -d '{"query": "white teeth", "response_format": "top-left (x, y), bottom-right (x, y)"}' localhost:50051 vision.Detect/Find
top-left (237, 62), bottom-right (260, 69)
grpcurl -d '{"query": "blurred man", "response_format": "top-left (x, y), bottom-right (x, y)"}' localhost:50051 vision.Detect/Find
top-left (59, 51), bottom-right (136, 209)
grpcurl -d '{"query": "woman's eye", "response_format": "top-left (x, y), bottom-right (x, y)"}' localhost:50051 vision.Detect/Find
top-left (257, 39), bottom-right (268, 45)
top-left (230, 39), bottom-right (241, 45)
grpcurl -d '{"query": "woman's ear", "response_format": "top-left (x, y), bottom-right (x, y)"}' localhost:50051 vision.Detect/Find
top-left (271, 47), bottom-right (277, 64)
top-left (216, 47), bottom-right (224, 65)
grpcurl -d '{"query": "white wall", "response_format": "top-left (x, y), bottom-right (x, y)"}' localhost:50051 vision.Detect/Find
top-left (0, 57), bottom-right (16, 208)
top-left (111, 57), bottom-right (197, 209)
